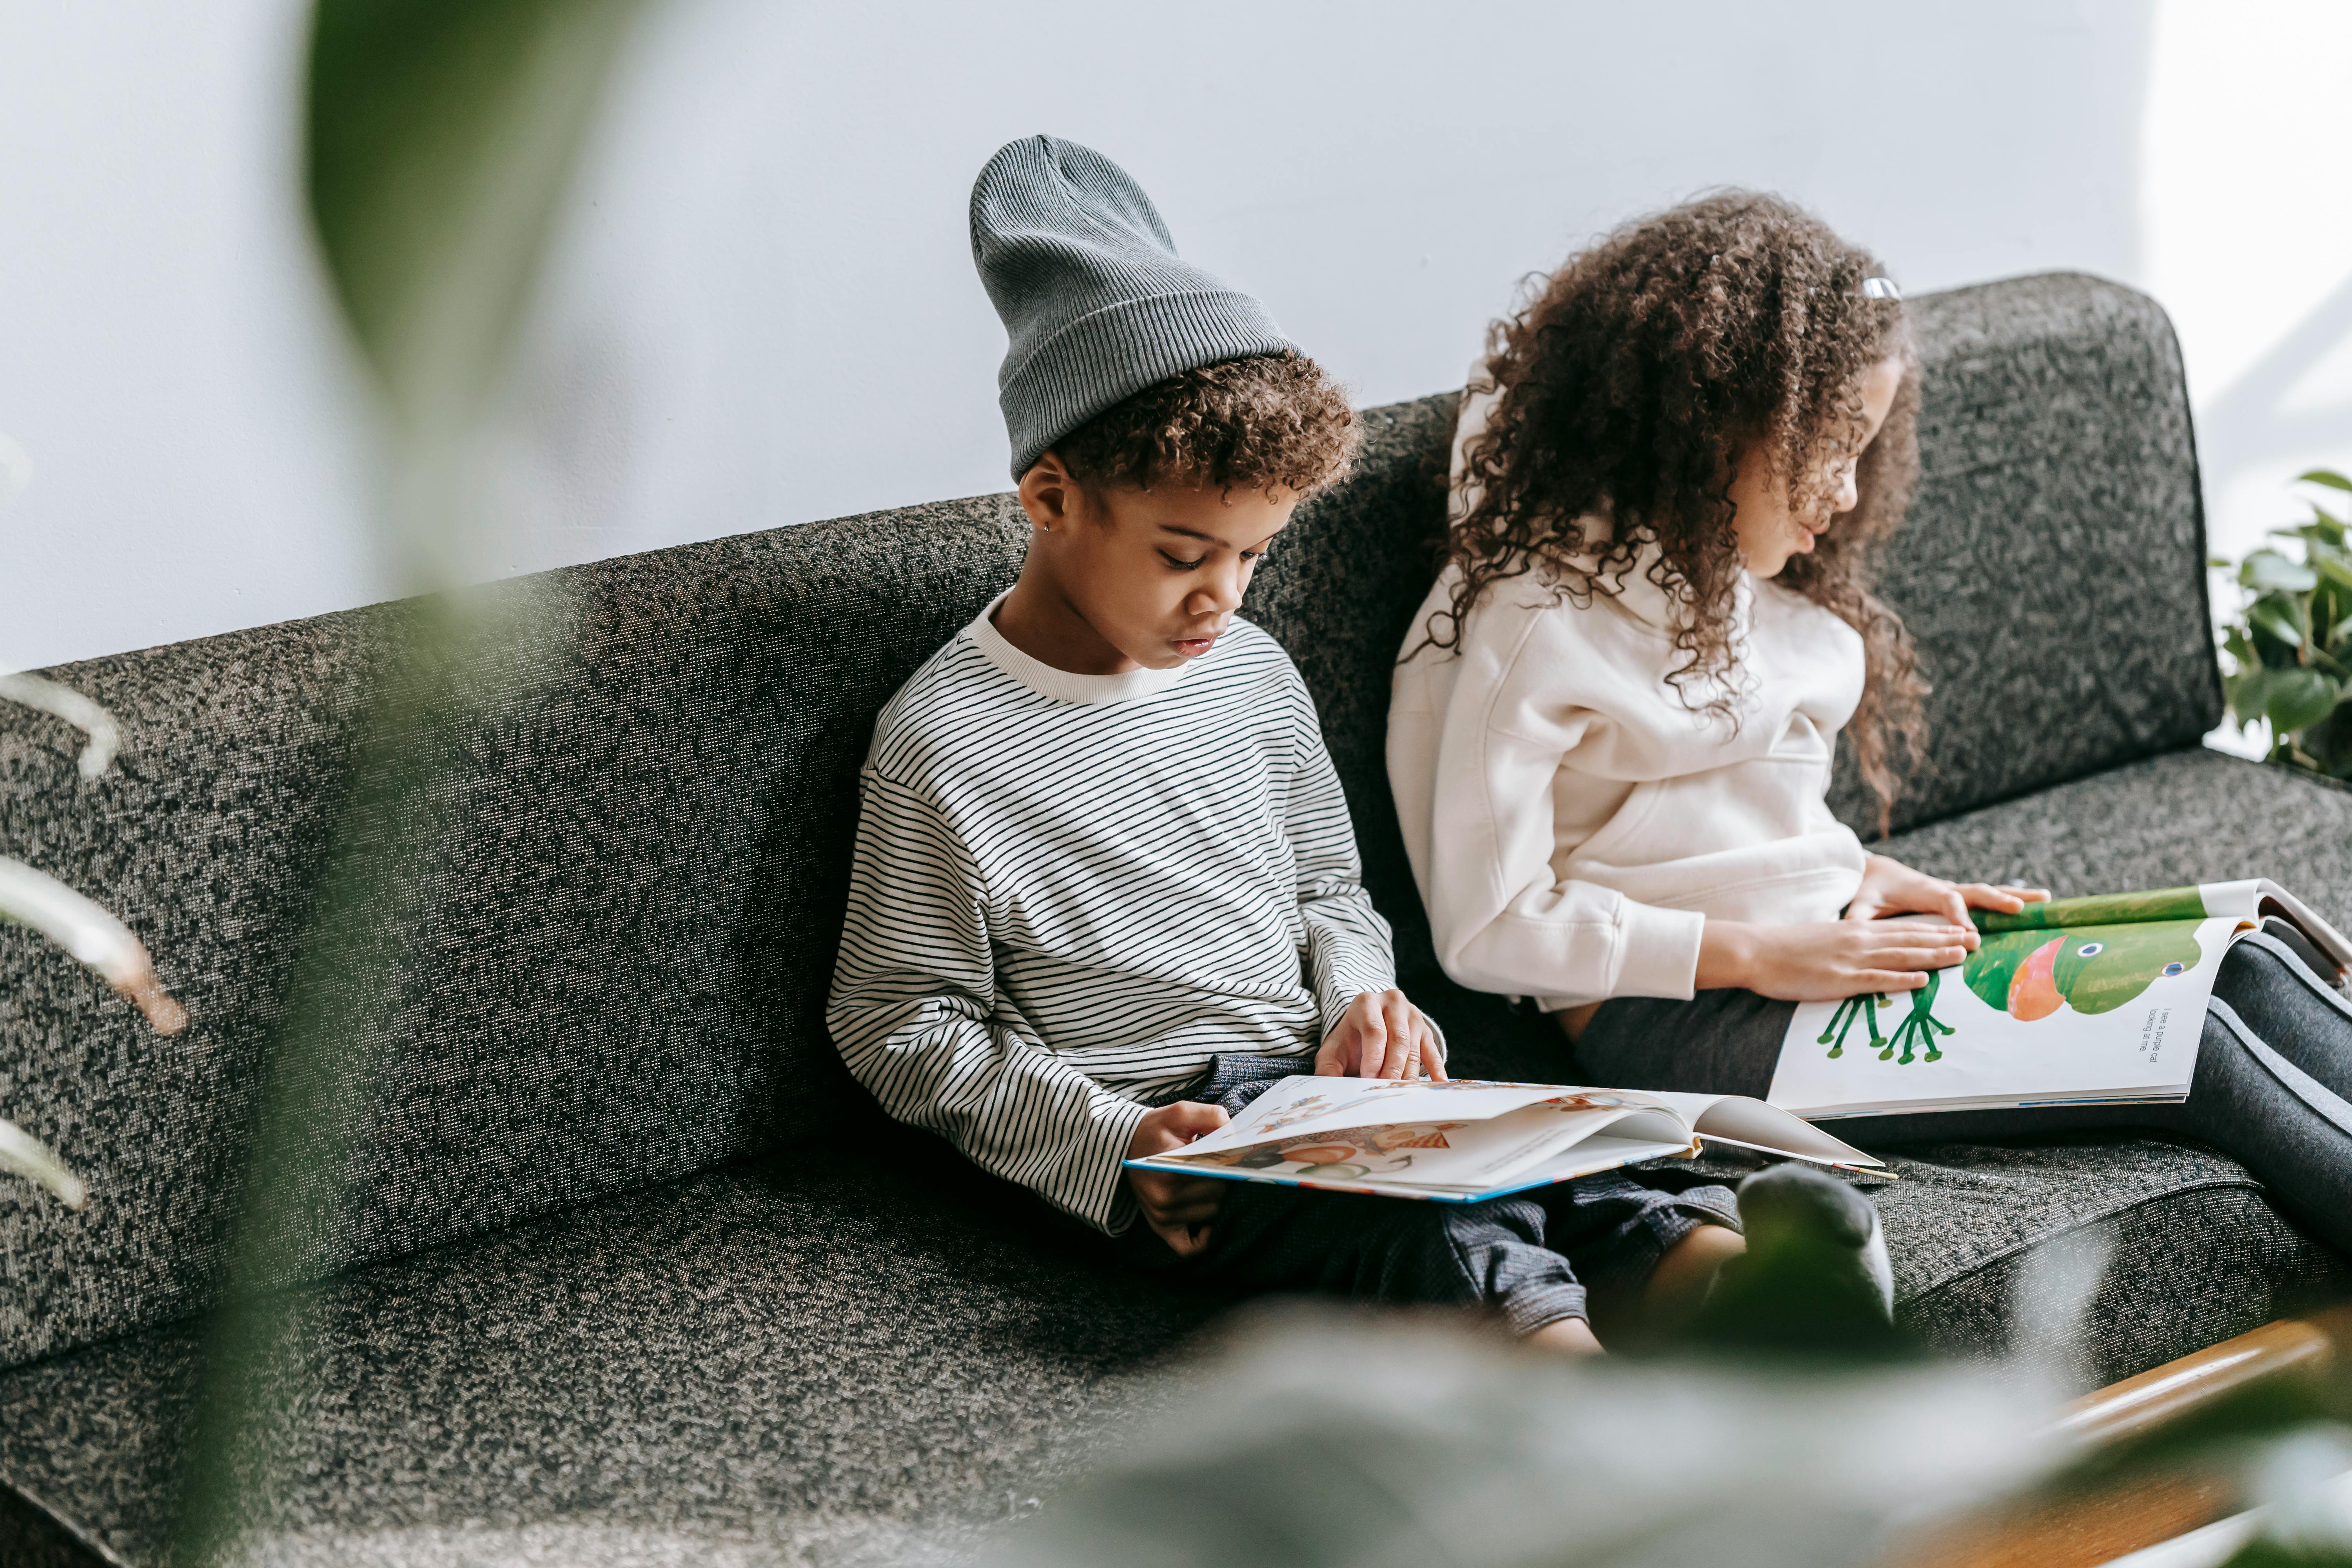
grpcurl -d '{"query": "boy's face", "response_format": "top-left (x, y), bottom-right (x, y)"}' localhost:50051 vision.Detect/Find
top-left (1014, 454), bottom-right (1298, 672)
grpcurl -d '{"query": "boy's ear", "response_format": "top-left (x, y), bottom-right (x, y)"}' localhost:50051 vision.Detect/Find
top-left (1018, 451), bottom-right (1080, 534)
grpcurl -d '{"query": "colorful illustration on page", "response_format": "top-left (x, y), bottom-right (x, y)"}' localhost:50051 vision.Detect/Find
top-left (1183, 1121), bottom-right (1473, 1175)
top-left (1818, 972), bottom-right (1955, 1065)
top-left (1963, 924), bottom-right (2203, 1020)
top-left (1819, 921), bottom-right (2205, 1065)
top-left (1250, 1092), bottom-right (1345, 1136)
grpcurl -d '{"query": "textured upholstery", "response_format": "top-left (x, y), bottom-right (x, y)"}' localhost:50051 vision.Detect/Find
top-left (0, 1149), bottom-right (1223, 1568)
top-left (1888, 1138), bottom-right (2349, 1380)
top-left (0, 1127), bottom-right (2337, 1566)
top-left (0, 273), bottom-right (2343, 1565)
top-left (1875, 744), bottom-right (2352, 900)
top-left (1825, 273), bottom-right (2223, 836)
top-left (0, 501), bottom-right (1029, 1369)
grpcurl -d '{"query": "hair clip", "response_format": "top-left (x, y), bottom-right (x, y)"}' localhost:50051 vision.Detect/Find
top-left (1861, 277), bottom-right (1902, 301)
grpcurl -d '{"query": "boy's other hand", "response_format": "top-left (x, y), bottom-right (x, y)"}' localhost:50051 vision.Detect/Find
top-left (1316, 989), bottom-right (1447, 1081)
top-left (1126, 1102), bottom-right (1228, 1257)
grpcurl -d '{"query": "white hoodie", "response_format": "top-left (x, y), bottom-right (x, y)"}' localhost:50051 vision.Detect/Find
top-left (1387, 386), bottom-right (1869, 1010)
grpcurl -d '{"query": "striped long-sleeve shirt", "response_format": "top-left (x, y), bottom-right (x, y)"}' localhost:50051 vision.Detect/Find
top-left (826, 597), bottom-right (1398, 1234)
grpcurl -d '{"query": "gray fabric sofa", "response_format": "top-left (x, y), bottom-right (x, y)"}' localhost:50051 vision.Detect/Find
top-left (0, 272), bottom-right (2345, 1566)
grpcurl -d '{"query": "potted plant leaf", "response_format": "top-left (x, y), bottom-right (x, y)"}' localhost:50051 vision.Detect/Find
top-left (2217, 470), bottom-right (2352, 777)
top-left (2, 461), bottom-right (187, 1210)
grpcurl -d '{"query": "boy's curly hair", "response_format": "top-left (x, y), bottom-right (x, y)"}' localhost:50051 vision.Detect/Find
top-left (1424, 191), bottom-right (1926, 832)
top-left (1051, 352), bottom-right (1359, 497)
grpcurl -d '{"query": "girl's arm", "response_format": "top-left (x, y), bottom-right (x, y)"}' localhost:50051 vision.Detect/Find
top-left (1391, 619), bottom-right (1983, 1005)
top-left (1391, 663), bottom-right (1708, 1004)
top-left (1696, 918), bottom-right (1975, 1000)
top-left (1690, 858), bottom-right (2045, 1000)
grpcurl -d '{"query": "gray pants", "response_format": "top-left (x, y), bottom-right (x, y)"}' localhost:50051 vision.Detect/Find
top-left (1576, 930), bottom-right (2352, 1253)
top-left (1122, 1054), bottom-right (1740, 1332)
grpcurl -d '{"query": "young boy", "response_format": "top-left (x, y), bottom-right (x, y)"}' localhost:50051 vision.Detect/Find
top-left (827, 136), bottom-right (1891, 1352)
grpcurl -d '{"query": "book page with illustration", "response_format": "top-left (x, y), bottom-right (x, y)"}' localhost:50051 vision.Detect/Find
top-left (1129, 1075), bottom-right (1876, 1203)
top-left (1768, 881), bottom-right (2351, 1119)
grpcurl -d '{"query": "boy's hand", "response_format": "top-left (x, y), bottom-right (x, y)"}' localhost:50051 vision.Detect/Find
top-left (1126, 1102), bottom-right (1228, 1257)
top-left (1847, 854), bottom-right (2048, 933)
top-left (1316, 989), bottom-right (1446, 1081)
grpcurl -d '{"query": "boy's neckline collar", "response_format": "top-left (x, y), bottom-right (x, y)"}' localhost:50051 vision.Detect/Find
top-left (967, 590), bottom-right (1195, 705)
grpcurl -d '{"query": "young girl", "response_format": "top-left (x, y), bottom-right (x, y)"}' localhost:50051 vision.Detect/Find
top-left (1389, 192), bottom-right (2352, 1251)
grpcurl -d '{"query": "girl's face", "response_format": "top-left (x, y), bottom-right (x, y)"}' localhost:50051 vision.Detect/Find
top-left (1728, 353), bottom-right (1906, 578)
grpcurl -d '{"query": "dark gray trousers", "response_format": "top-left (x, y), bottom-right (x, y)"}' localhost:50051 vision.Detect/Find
top-left (1575, 931), bottom-right (2352, 1252)
top-left (1122, 1054), bottom-right (1739, 1332)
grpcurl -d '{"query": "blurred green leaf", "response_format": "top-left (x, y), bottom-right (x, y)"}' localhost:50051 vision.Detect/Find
top-left (2316, 555), bottom-right (2352, 595)
top-left (2251, 596), bottom-right (2307, 650)
top-left (2296, 469), bottom-right (2352, 492)
top-left (2266, 669), bottom-right (2340, 734)
top-left (2243, 550), bottom-right (2321, 593)
top-left (2217, 1543), bottom-right (2352, 1566)
top-left (307, 0), bottom-right (646, 435)
top-left (2271, 521), bottom-right (2348, 548)
top-left (2233, 666), bottom-right (2278, 724)
top-left (169, 7), bottom-right (652, 1564)
top-left (2227, 656), bottom-right (2279, 722)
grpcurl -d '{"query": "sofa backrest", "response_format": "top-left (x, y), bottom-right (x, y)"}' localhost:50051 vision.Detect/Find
top-left (0, 501), bottom-right (1030, 1367)
top-left (0, 271), bottom-right (2217, 1370)
top-left (1830, 273), bottom-right (2221, 835)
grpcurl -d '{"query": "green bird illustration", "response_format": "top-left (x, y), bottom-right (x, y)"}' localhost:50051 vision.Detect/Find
top-left (1818, 993), bottom-right (1886, 1058)
top-left (1884, 971), bottom-right (1955, 1062)
top-left (1962, 922), bottom-right (2202, 1020)
top-left (1817, 973), bottom-right (1955, 1064)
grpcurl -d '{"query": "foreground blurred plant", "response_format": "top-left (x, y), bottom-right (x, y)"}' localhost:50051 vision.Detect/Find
top-left (168, 1), bottom-right (644, 1561)
top-left (0, 550), bottom-right (187, 1210)
top-left (988, 1308), bottom-right (2057, 1568)
top-left (978, 1212), bottom-right (2352, 1568)
top-left (2217, 470), bottom-right (2352, 776)
top-left (987, 1306), bottom-right (2352, 1568)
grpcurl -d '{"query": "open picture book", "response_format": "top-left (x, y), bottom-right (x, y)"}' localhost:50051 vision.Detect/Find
top-left (1768, 880), bottom-right (2352, 1120)
top-left (1125, 1075), bottom-right (1880, 1204)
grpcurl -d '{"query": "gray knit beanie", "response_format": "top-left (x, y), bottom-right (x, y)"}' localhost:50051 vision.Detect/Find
top-left (970, 135), bottom-right (1299, 479)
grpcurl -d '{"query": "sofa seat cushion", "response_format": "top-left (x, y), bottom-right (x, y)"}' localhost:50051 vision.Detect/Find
top-left (1876, 1135), bottom-right (2348, 1378)
top-left (1865, 744), bottom-right (2352, 1364)
top-left (7, 1127), bottom-right (2345, 1566)
top-left (1877, 746), bottom-right (2352, 910)
top-left (0, 1150), bottom-right (1221, 1568)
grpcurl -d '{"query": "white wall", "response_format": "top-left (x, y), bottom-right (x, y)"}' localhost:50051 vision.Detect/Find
top-left (2, 0), bottom-right (2347, 670)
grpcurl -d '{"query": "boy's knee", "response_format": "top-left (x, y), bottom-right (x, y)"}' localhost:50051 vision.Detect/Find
top-left (1421, 1195), bottom-right (1548, 1249)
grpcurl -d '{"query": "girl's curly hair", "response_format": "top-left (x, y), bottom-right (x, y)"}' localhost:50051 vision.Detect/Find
top-left (1424, 191), bottom-right (1927, 832)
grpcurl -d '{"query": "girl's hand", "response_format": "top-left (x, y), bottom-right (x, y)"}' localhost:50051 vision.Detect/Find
top-left (1697, 919), bottom-right (1976, 1003)
top-left (1846, 854), bottom-right (2048, 932)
